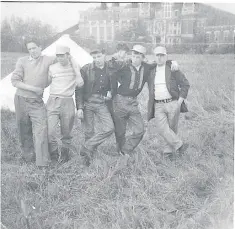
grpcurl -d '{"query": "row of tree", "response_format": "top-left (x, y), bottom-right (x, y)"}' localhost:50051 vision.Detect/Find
top-left (1, 16), bottom-right (57, 52)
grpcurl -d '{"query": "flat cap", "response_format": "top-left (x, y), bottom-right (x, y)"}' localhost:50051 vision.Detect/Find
top-left (56, 45), bottom-right (70, 55)
top-left (153, 46), bottom-right (167, 55)
top-left (131, 45), bottom-right (146, 55)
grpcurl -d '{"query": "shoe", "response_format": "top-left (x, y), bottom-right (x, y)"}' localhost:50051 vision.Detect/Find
top-left (50, 148), bottom-right (59, 161)
top-left (176, 143), bottom-right (189, 155)
top-left (162, 152), bottom-right (175, 161)
top-left (59, 147), bottom-right (70, 163)
top-left (80, 146), bottom-right (93, 167)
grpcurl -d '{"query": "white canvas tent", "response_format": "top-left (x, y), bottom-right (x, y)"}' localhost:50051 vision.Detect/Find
top-left (0, 34), bottom-right (93, 112)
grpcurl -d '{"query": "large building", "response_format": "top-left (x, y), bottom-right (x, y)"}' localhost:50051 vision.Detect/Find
top-left (78, 3), bottom-right (235, 45)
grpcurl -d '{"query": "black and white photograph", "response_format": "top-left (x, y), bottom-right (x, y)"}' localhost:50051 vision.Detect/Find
top-left (1, 1), bottom-right (234, 229)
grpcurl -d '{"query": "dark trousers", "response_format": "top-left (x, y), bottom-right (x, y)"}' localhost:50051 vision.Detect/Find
top-left (14, 95), bottom-right (50, 166)
top-left (112, 94), bottom-right (145, 155)
top-left (81, 95), bottom-right (114, 155)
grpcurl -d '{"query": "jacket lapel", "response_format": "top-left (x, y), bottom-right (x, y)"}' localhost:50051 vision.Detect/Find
top-left (165, 65), bottom-right (171, 93)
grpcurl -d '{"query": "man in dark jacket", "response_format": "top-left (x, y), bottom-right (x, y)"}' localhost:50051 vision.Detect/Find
top-left (75, 48), bottom-right (125, 166)
top-left (147, 46), bottom-right (190, 159)
top-left (111, 45), bottom-right (178, 158)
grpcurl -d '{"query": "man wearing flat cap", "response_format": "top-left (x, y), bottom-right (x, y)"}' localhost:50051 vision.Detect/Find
top-left (111, 44), bottom-right (179, 169)
top-left (75, 47), bottom-right (128, 166)
top-left (147, 46), bottom-right (190, 160)
top-left (47, 45), bottom-right (84, 163)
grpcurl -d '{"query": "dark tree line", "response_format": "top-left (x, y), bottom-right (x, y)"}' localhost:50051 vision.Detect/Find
top-left (1, 16), bottom-right (57, 52)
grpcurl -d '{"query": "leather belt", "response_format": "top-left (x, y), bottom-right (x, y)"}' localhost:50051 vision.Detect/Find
top-left (155, 98), bottom-right (172, 103)
top-left (91, 94), bottom-right (106, 99)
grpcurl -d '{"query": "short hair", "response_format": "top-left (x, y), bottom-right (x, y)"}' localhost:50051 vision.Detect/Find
top-left (90, 48), bottom-right (105, 55)
top-left (116, 43), bottom-right (129, 52)
top-left (24, 37), bottom-right (41, 48)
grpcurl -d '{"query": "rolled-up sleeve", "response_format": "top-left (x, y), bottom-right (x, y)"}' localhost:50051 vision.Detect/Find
top-left (11, 59), bottom-right (24, 87)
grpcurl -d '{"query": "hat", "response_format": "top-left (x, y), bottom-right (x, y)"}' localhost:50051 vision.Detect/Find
top-left (90, 47), bottom-right (105, 55)
top-left (131, 45), bottom-right (146, 55)
top-left (153, 46), bottom-right (167, 55)
top-left (56, 45), bottom-right (70, 55)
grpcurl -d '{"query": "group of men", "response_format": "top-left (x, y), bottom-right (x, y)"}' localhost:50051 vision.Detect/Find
top-left (11, 38), bottom-right (190, 169)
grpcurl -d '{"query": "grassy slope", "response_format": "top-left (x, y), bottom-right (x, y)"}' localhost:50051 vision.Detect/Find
top-left (1, 53), bottom-right (234, 229)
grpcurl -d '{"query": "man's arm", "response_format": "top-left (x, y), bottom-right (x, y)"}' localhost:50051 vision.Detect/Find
top-left (70, 56), bottom-right (84, 88)
top-left (11, 58), bottom-right (43, 95)
top-left (75, 67), bottom-right (86, 111)
top-left (175, 71), bottom-right (190, 104)
top-left (144, 60), bottom-right (179, 71)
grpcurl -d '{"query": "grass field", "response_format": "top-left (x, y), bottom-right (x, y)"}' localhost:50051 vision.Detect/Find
top-left (1, 52), bottom-right (234, 229)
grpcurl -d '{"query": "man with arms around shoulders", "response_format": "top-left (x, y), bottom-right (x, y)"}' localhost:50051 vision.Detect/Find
top-left (11, 38), bottom-right (56, 167)
top-left (147, 46), bottom-right (190, 160)
top-left (75, 47), bottom-right (117, 166)
top-left (111, 45), bottom-right (179, 169)
top-left (47, 45), bottom-right (84, 164)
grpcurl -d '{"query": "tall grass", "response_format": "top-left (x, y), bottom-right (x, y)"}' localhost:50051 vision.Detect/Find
top-left (1, 53), bottom-right (234, 229)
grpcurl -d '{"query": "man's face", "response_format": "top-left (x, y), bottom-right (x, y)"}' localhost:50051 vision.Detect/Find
top-left (92, 52), bottom-right (105, 68)
top-left (26, 42), bottom-right (42, 59)
top-left (118, 50), bottom-right (127, 60)
top-left (155, 54), bottom-right (167, 66)
top-left (56, 53), bottom-right (69, 66)
top-left (131, 51), bottom-right (144, 67)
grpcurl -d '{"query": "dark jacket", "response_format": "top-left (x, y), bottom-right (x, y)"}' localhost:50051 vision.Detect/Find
top-left (147, 65), bottom-right (190, 121)
top-left (75, 60), bottom-right (125, 110)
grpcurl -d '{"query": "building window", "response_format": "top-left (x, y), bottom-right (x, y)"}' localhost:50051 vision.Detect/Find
top-left (174, 10), bottom-right (179, 17)
top-left (214, 30), bottom-right (220, 42)
top-left (182, 3), bottom-right (194, 14)
top-left (197, 20), bottom-right (204, 27)
top-left (223, 30), bottom-right (229, 42)
top-left (163, 3), bottom-right (172, 18)
top-left (205, 31), bottom-right (211, 42)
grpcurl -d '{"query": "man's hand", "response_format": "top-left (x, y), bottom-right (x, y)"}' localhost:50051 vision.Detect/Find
top-left (171, 61), bottom-right (179, 71)
top-left (104, 91), bottom-right (112, 101)
top-left (76, 76), bottom-right (84, 88)
top-left (32, 86), bottom-right (44, 96)
top-left (76, 109), bottom-right (84, 120)
top-left (177, 97), bottom-right (184, 106)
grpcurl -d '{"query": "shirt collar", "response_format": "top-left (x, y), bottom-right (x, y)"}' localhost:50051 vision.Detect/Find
top-left (156, 64), bottom-right (165, 71)
top-left (28, 55), bottom-right (42, 61)
top-left (92, 62), bottom-right (106, 70)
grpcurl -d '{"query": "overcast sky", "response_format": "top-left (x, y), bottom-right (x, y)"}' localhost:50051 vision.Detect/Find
top-left (1, 2), bottom-right (235, 32)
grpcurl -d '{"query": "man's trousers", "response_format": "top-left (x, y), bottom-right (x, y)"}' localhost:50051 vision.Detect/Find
top-left (14, 95), bottom-right (50, 166)
top-left (112, 94), bottom-right (145, 155)
top-left (154, 100), bottom-right (183, 153)
top-left (81, 95), bottom-right (114, 156)
top-left (46, 96), bottom-right (75, 154)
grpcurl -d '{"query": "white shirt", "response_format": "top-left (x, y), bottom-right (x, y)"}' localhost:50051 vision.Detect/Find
top-left (154, 65), bottom-right (172, 100)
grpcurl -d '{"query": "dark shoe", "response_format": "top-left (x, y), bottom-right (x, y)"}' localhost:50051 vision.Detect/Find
top-left (80, 146), bottom-right (93, 167)
top-left (176, 143), bottom-right (189, 156)
top-left (59, 147), bottom-right (70, 163)
top-left (50, 148), bottom-right (59, 161)
top-left (162, 152), bottom-right (175, 161)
